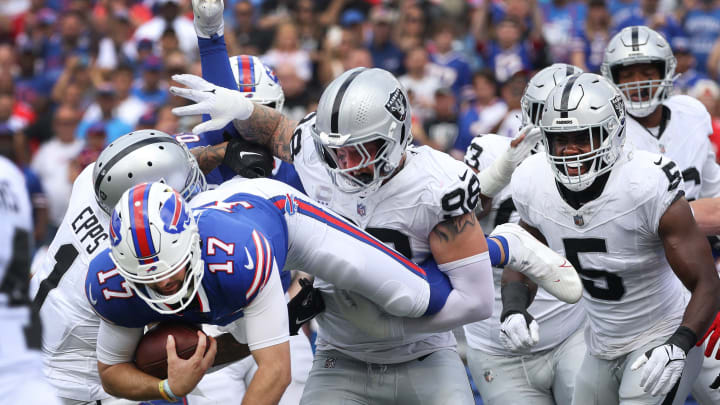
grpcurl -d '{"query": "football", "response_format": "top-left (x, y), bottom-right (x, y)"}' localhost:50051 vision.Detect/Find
top-left (134, 321), bottom-right (206, 379)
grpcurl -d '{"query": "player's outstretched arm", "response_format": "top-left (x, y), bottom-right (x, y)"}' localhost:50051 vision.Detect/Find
top-left (170, 74), bottom-right (298, 162)
top-left (632, 196), bottom-right (720, 396)
top-left (468, 126), bottom-right (542, 198)
top-left (96, 321), bottom-right (217, 401)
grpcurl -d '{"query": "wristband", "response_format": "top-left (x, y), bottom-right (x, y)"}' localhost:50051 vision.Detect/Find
top-left (158, 380), bottom-right (173, 402)
top-left (667, 326), bottom-right (698, 354)
top-left (159, 379), bottom-right (180, 402)
top-left (500, 281), bottom-right (532, 323)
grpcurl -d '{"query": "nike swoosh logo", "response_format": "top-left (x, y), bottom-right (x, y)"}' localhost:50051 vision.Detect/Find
top-left (204, 89), bottom-right (216, 94)
top-left (88, 284), bottom-right (97, 305)
top-left (653, 157), bottom-right (663, 165)
top-left (295, 314), bottom-right (316, 325)
top-left (239, 151), bottom-right (262, 159)
top-left (244, 247), bottom-right (254, 269)
top-left (459, 170), bottom-right (468, 181)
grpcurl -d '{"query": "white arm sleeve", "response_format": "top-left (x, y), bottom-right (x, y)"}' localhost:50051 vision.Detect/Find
top-left (400, 252), bottom-right (494, 335)
top-left (222, 262), bottom-right (289, 352)
top-left (96, 320), bottom-right (144, 365)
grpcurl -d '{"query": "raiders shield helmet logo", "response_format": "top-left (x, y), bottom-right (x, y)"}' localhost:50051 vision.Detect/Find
top-left (385, 88), bottom-right (407, 121)
top-left (611, 95), bottom-right (625, 124)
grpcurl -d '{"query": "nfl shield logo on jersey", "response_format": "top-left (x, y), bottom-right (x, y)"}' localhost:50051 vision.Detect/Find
top-left (573, 214), bottom-right (585, 227)
top-left (357, 202), bottom-right (366, 216)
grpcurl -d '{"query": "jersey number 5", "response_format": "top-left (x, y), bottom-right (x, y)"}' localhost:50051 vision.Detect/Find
top-left (562, 238), bottom-right (625, 301)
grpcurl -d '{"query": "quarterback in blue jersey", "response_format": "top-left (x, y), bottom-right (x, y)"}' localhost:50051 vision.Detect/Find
top-left (88, 178), bottom-right (450, 403)
top-left (90, 182), bottom-right (291, 404)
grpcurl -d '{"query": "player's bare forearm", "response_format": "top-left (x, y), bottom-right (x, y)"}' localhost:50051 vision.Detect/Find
top-left (190, 142), bottom-right (228, 175)
top-left (661, 198), bottom-right (720, 336)
top-left (234, 103), bottom-right (298, 163)
top-left (243, 342), bottom-right (291, 405)
top-left (98, 361), bottom-right (163, 401)
top-left (689, 198), bottom-right (720, 235)
top-left (430, 211), bottom-right (488, 263)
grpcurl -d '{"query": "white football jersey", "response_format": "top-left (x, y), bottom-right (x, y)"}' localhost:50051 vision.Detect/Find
top-left (462, 135), bottom-right (586, 355)
top-left (0, 156), bottom-right (37, 376)
top-left (291, 115), bottom-right (482, 363)
top-left (511, 149), bottom-right (688, 360)
top-left (28, 164), bottom-right (111, 401)
top-left (626, 95), bottom-right (720, 200)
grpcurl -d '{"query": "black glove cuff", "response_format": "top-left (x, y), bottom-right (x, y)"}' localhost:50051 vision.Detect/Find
top-left (222, 136), bottom-right (274, 178)
top-left (500, 282), bottom-right (532, 323)
top-left (667, 326), bottom-right (698, 354)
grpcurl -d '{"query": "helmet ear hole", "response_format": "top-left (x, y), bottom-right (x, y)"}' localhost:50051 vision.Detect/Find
top-left (399, 124), bottom-right (406, 145)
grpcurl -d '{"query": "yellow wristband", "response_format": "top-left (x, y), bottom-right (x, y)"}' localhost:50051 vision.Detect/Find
top-left (158, 380), bottom-right (173, 402)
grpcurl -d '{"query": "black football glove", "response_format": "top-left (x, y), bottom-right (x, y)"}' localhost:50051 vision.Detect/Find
top-left (287, 278), bottom-right (325, 336)
top-left (222, 135), bottom-right (274, 178)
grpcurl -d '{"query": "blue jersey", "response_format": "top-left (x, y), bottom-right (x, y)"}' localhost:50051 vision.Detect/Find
top-left (86, 193), bottom-right (288, 328)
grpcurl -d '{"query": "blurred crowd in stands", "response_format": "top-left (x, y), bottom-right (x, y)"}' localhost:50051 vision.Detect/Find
top-left (2, 0), bottom-right (720, 246)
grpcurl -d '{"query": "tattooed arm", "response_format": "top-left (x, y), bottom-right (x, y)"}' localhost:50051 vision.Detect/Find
top-left (169, 74), bottom-right (298, 163)
top-left (392, 211), bottom-right (494, 334)
top-left (429, 211), bottom-right (489, 264)
top-left (231, 104), bottom-right (298, 163)
top-left (190, 142), bottom-right (229, 175)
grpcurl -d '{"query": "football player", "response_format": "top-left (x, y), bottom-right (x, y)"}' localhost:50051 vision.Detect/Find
top-left (0, 155), bottom-right (60, 404)
top-left (192, 53), bottom-right (312, 405)
top-left (171, 3), bottom-right (583, 403)
top-left (602, 25), bottom-right (720, 403)
top-left (462, 64), bottom-right (588, 405)
top-left (89, 174), bottom-right (457, 403)
top-left (29, 132), bottom-right (222, 404)
top-left (170, 8), bottom-right (585, 405)
top-left (510, 72), bottom-right (719, 405)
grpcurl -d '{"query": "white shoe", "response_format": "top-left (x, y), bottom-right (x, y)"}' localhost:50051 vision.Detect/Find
top-left (491, 223), bottom-right (583, 303)
top-left (192, 0), bottom-right (225, 39)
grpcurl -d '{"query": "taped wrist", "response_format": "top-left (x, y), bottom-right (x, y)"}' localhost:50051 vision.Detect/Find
top-left (475, 147), bottom-right (515, 197)
top-left (667, 326), bottom-right (698, 354)
top-left (500, 281), bottom-right (532, 324)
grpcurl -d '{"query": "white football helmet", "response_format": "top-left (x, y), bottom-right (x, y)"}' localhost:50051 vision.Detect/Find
top-left (229, 54), bottom-right (284, 111)
top-left (310, 67), bottom-right (413, 194)
top-left (540, 73), bottom-right (626, 192)
top-left (601, 26), bottom-right (677, 117)
top-left (522, 63), bottom-right (584, 126)
top-left (93, 130), bottom-right (206, 215)
top-left (109, 182), bottom-right (204, 314)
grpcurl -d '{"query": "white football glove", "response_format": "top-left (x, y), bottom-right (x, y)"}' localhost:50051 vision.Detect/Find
top-left (170, 74), bottom-right (254, 134)
top-left (499, 313), bottom-right (540, 352)
top-left (475, 125), bottom-right (542, 197)
top-left (631, 343), bottom-right (687, 396)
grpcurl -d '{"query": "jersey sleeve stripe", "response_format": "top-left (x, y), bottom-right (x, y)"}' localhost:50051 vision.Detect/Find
top-left (292, 197), bottom-right (427, 279)
top-left (261, 234), bottom-right (272, 290)
top-left (246, 230), bottom-right (265, 300)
